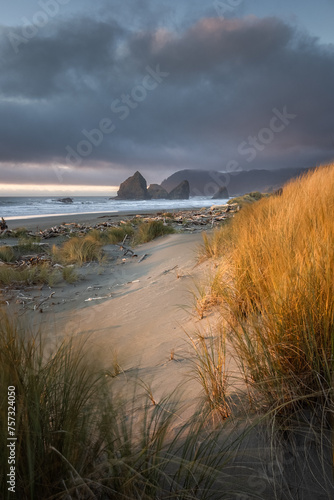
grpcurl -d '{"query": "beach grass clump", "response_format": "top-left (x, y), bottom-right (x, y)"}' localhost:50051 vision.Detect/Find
top-left (61, 265), bottom-right (79, 283)
top-left (188, 330), bottom-right (231, 420)
top-left (88, 225), bottom-right (134, 245)
top-left (227, 191), bottom-right (267, 208)
top-left (136, 220), bottom-right (175, 243)
top-left (52, 234), bottom-right (104, 265)
top-left (0, 264), bottom-right (59, 287)
top-left (10, 227), bottom-right (29, 238)
top-left (0, 246), bottom-right (15, 263)
top-left (0, 312), bottom-right (106, 499)
top-left (200, 225), bottom-right (232, 260)
top-left (17, 236), bottom-right (42, 254)
top-left (211, 164), bottom-right (334, 417)
top-left (107, 225), bottom-right (134, 243)
top-left (0, 310), bottom-right (247, 500)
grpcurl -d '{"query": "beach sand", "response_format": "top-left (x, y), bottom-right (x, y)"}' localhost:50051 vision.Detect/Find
top-left (5, 217), bottom-right (226, 411)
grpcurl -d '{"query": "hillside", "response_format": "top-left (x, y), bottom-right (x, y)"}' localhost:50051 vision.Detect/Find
top-left (161, 167), bottom-right (310, 197)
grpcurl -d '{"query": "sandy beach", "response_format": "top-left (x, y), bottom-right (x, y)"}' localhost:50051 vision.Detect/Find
top-left (3, 213), bottom-right (225, 409)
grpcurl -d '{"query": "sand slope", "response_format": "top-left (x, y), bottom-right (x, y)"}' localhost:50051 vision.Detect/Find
top-left (30, 233), bottom-right (213, 410)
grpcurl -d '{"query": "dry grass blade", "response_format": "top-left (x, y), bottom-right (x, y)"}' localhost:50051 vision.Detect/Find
top-left (187, 329), bottom-right (231, 420)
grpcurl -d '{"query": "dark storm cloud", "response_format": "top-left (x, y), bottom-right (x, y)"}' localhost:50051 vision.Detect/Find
top-left (0, 11), bottom-right (334, 186)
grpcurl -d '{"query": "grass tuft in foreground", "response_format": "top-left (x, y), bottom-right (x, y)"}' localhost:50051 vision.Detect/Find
top-left (0, 310), bottom-right (251, 500)
top-left (188, 329), bottom-right (231, 421)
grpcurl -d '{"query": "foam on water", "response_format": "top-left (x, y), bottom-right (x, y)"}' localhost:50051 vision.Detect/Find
top-left (0, 196), bottom-right (227, 220)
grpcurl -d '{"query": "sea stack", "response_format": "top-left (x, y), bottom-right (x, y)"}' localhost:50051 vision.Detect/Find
top-left (147, 184), bottom-right (169, 199)
top-left (116, 171), bottom-right (150, 200)
top-left (212, 186), bottom-right (229, 199)
top-left (57, 197), bottom-right (73, 204)
top-left (168, 180), bottom-right (190, 200)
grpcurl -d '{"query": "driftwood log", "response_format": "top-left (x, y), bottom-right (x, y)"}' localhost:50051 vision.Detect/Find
top-left (0, 217), bottom-right (8, 231)
top-left (138, 253), bottom-right (148, 263)
top-left (115, 234), bottom-right (138, 257)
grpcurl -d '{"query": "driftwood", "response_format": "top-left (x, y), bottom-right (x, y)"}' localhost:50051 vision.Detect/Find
top-left (85, 294), bottom-right (112, 302)
top-left (34, 291), bottom-right (55, 311)
top-left (115, 234), bottom-right (138, 257)
top-left (138, 253), bottom-right (148, 263)
top-left (161, 265), bottom-right (178, 275)
top-left (0, 217), bottom-right (8, 232)
top-left (116, 244), bottom-right (137, 257)
top-left (16, 255), bottom-right (52, 267)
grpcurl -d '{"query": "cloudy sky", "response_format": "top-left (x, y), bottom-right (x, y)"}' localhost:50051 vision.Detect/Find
top-left (1, 0), bottom-right (334, 195)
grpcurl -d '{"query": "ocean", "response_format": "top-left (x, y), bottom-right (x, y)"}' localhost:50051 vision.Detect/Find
top-left (0, 196), bottom-right (226, 220)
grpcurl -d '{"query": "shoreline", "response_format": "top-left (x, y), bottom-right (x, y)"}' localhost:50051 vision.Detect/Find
top-left (4, 209), bottom-right (180, 231)
top-left (4, 204), bottom-right (230, 232)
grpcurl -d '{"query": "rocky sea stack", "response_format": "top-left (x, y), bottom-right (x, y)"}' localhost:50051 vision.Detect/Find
top-left (57, 198), bottom-right (73, 204)
top-left (117, 171), bottom-right (150, 200)
top-left (168, 180), bottom-right (190, 200)
top-left (147, 184), bottom-right (169, 199)
top-left (212, 186), bottom-right (229, 200)
top-left (114, 172), bottom-right (190, 200)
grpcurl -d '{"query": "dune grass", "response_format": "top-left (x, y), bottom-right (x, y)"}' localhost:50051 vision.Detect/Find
top-left (135, 220), bottom-right (175, 243)
top-left (227, 191), bottom-right (268, 207)
top-left (16, 236), bottom-right (42, 253)
top-left (200, 164), bottom-right (334, 419)
top-left (7, 227), bottom-right (29, 238)
top-left (0, 310), bottom-right (251, 500)
top-left (52, 234), bottom-right (104, 265)
top-left (187, 329), bottom-right (231, 421)
top-left (61, 266), bottom-right (79, 284)
top-left (0, 246), bottom-right (15, 263)
top-left (88, 225), bottom-right (134, 244)
top-left (0, 264), bottom-right (60, 287)
top-left (200, 226), bottom-right (232, 260)
top-left (52, 223), bottom-right (172, 266)
top-left (0, 238), bottom-right (46, 264)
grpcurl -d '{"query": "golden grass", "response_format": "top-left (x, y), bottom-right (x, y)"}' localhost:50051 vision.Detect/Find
top-left (52, 234), bottom-right (104, 265)
top-left (200, 228), bottom-right (232, 260)
top-left (88, 225), bottom-right (134, 244)
top-left (188, 330), bottom-right (231, 420)
top-left (200, 164), bottom-right (334, 417)
top-left (135, 220), bottom-right (175, 243)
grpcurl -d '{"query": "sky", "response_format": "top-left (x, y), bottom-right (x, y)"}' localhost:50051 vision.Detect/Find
top-left (0, 0), bottom-right (334, 195)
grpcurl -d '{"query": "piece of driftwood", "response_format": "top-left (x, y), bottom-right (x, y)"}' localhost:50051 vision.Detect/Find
top-left (34, 291), bottom-right (55, 311)
top-left (161, 265), bottom-right (178, 275)
top-left (116, 240), bottom-right (138, 257)
top-left (138, 253), bottom-right (148, 263)
top-left (85, 294), bottom-right (112, 302)
top-left (0, 217), bottom-right (8, 231)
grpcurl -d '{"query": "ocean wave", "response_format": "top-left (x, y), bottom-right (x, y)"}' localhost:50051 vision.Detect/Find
top-left (0, 196), bottom-right (223, 220)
